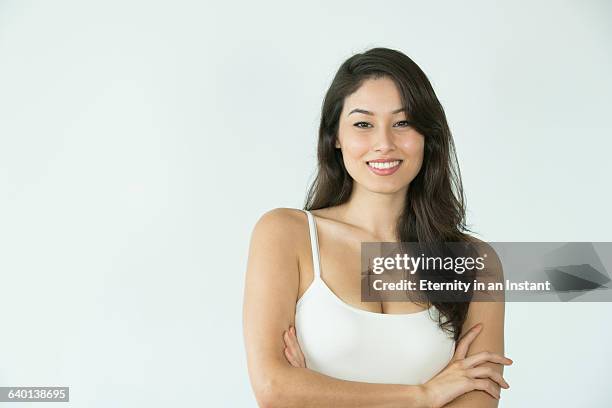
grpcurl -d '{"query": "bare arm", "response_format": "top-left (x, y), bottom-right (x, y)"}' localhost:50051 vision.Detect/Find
top-left (441, 240), bottom-right (508, 408)
top-left (242, 208), bottom-right (429, 408)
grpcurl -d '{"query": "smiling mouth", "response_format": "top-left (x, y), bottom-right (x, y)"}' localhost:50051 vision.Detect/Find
top-left (366, 160), bottom-right (402, 170)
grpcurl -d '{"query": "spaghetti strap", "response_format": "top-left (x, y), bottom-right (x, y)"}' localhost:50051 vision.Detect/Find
top-left (302, 210), bottom-right (322, 279)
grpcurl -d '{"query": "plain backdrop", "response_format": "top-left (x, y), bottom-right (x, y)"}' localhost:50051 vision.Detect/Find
top-left (0, 0), bottom-right (611, 406)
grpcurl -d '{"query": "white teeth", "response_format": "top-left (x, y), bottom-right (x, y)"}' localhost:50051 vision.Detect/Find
top-left (368, 160), bottom-right (400, 169)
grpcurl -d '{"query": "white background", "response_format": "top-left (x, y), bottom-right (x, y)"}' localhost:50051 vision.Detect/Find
top-left (0, 0), bottom-right (611, 406)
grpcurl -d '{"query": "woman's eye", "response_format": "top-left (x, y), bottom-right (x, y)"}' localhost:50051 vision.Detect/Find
top-left (353, 121), bottom-right (411, 129)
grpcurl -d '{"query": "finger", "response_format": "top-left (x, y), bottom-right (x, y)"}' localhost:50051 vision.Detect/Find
top-left (288, 327), bottom-right (307, 367)
top-left (284, 331), bottom-right (299, 358)
top-left (468, 366), bottom-right (510, 389)
top-left (472, 379), bottom-right (501, 400)
top-left (283, 331), bottom-right (300, 362)
top-left (287, 327), bottom-right (299, 345)
top-left (289, 327), bottom-right (304, 359)
top-left (453, 323), bottom-right (483, 360)
top-left (285, 329), bottom-right (300, 353)
top-left (283, 346), bottom-right (300, 367)
top-left (463, 351), bottom-right (513, 368)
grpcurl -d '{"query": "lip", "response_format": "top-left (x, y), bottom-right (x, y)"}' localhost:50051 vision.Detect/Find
top-left (366, 159), bottom-right (402, 176)
top-left (367, 158), bottom-right (402, 163)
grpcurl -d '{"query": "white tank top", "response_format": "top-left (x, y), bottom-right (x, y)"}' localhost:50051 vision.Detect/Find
top-left (294, 209), bottom-right (456, 385)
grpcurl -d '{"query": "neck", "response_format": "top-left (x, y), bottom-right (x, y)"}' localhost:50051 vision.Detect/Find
top-left (336, 183), bottom-right (409, 242)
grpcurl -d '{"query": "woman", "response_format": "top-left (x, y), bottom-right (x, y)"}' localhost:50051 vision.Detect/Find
top-left (243, 47), bottom-right (511, 408)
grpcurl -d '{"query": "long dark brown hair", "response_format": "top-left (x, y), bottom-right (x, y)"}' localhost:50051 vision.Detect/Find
top-left (303, 47), bottom-right (475, 341)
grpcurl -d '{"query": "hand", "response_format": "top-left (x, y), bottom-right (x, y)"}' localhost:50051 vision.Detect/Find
top-left (421, 323), bottom-right (513, 408)
top-left (282, 326), bottom-right (307, 368)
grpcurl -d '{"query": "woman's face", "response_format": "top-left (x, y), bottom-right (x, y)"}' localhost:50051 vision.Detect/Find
top-left (335, 76), bottom-right (425, 194)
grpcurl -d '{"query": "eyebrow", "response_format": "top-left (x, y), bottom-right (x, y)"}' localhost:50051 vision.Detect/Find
top-left (348, 107), bottom-right (406, 116)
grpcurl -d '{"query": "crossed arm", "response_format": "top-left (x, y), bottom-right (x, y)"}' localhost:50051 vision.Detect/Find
top-left (242, 209), bottom-right (510, 407)
top-left (243, 209), bottom-right (427, 407)
top-left (283, 301), bottom-right (507, 408)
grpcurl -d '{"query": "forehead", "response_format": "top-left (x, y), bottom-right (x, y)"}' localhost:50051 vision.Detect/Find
top-left (343, 77), bottom-right (403, 112)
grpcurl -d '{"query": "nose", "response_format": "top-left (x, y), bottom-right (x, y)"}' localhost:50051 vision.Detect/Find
top-left (373, 126), bottom-right (396, 154)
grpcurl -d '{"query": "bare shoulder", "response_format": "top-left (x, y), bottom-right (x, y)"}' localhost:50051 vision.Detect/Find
top-left (254, 207), bottom-right (306, 229)
top-left (462, 234), bottom-right (505, 305)
top-left (251, 207), bottom-right (307, 243)
top-left (464, 234), bottom-right (489, 248)
top-left (464, 234), bottom-right (502, 269)
top-left (248, 208), bottom-right (311, 270)
top-left (462, 234), bottom-right (492, 263)
top-left (464, 234), bottom-right (484, 243)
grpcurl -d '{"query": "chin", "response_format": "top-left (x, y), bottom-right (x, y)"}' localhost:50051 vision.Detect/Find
top-left (362, 181), bottom-right (408, 195)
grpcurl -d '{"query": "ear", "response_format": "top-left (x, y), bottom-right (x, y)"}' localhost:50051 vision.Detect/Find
top-left (335, 139), bottom-right (341, 149)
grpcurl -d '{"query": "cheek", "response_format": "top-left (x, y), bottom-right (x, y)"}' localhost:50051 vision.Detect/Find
top-left (398, 134), bottom-right (425, 155)
top-left (341, 136), bottom-right (371, 160)
top-left (399, 134), bottom-right (426, 171)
